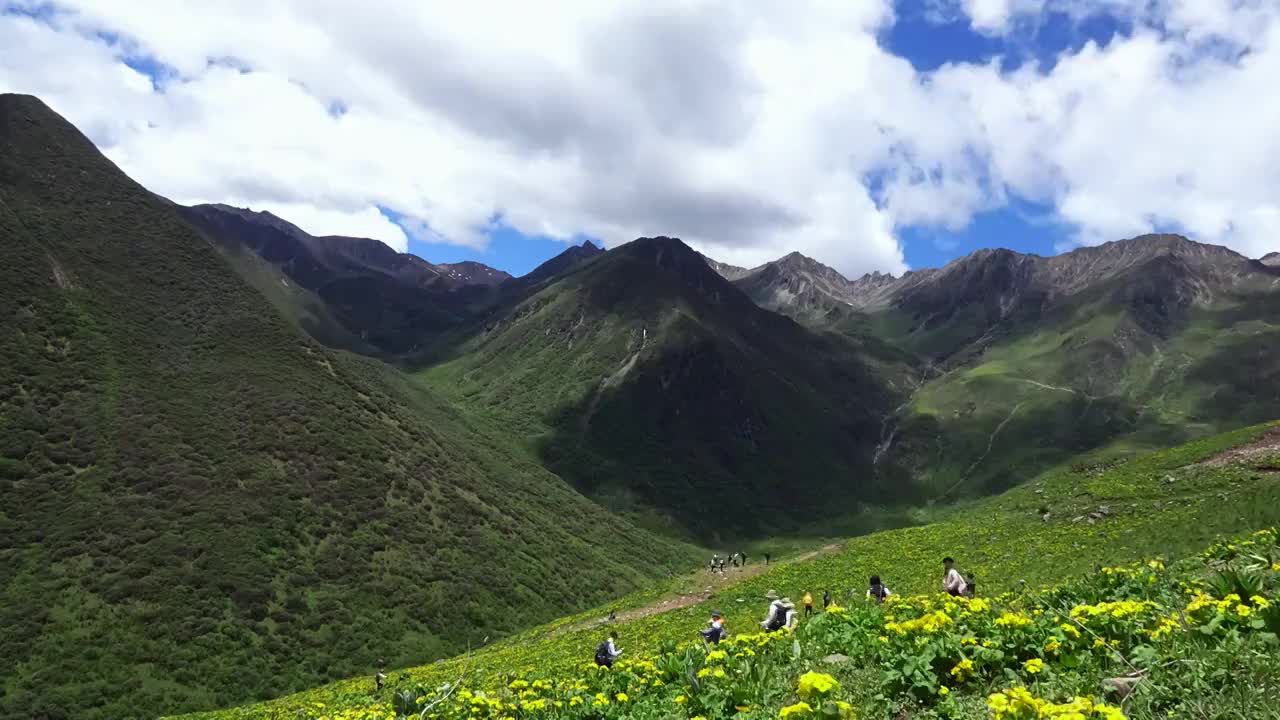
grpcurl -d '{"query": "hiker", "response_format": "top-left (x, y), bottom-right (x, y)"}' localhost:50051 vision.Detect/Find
top-left (760, 590), bottom-right (797, 632)
top-left (700, 610), bottom-right (726, 644)
top-left (594, 631), bottom-right (622, 668)
top-left (943, 557), bottom-right (968, 597)
top-left (764, 552), bottom-right (771, 566)
top-left (375, 669), bottom-right (386, 692)
top-left (802, 591), bottom-right (814, 617)
top-left (866, 575), bottom-right (892, 603)
top-left (740, 551), bottom-right (748, 566)
top-left (822, 589), bottom-right (832, 608)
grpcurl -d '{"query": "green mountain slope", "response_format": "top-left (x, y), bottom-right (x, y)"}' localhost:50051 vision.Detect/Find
top-left (719, 239), bottom-right (1280, 498)
top-left (0, 94), bottom-right (698, 720)
top-left (178, 422), bottom-right (1280, 720)
top-left (882, 244), bottom-right (1280, 496)
top-left (177, 203), bottom-right (510, 356)
top-left (417, 236), bottom-right (916, 540)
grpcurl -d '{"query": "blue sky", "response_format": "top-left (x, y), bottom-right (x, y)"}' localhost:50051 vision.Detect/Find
top-left (5, 1), bottom-right (1277, 279)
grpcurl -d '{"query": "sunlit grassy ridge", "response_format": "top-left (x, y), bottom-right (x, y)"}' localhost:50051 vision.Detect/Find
top-left (178, 422), bottom-right (1280, 719)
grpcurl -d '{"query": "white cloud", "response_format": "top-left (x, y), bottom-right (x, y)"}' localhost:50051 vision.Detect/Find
top-left (963, 0), bottom-right (1015, 31)
top-left (1, 0), bottom-right (1279, 279)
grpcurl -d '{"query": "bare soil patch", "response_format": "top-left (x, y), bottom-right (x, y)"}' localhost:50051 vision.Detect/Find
top-left (1200, 426), bottom-right (1280, 468)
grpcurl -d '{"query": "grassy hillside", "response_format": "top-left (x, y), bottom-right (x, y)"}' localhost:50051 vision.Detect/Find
top-left (873, 255), bottom-right (1280, 497)
top-left (417, 237), bottom-right (914, 540)
top-left (176, 422), bottom-right (1280, 719)
top-left (0, 94), bottom-right (700, 720)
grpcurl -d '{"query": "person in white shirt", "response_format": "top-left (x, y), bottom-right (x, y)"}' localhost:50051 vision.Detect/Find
top-left (866, 575), bottom-right (892, 602)
top-left (943, 557), bottom-right (967, 597)
top-left (760, 591), bottom-right (797, 631)
top-left (594, 631), bottom-right (623, 667)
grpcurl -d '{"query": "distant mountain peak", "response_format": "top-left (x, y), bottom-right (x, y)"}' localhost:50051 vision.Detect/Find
top-left (621, 236), bottom-right (703, 268)
top-left (439, 260), bottom-right (513, 286)
top-left (201, 203), bottom-right (311, 239)
top-left (1262, 251), bottom-right (1280, 267)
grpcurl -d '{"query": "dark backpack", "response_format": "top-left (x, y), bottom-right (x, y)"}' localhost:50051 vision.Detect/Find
top-left (765, 603), bottom-right (789, 631)
top-left (594, 641), bottom-right (612, 666)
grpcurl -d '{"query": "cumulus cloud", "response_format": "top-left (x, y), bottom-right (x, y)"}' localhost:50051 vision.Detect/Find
top-left (1, 0), bottom-right (1278, 278)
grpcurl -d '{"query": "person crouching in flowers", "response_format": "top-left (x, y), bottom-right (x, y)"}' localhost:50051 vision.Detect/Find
top-left (943, 557), bottom-right (968, 597)
top-left (866, 575), bottom-right (892, 603)
top-left (700, 610), bottom-right (726, 644)
top-left (761, 591), bottom-right (797, 631)
top-left (594, 631), bottom-right (622, 668)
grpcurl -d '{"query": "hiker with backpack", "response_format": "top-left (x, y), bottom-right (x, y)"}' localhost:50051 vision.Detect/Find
top-left (943, 557), bottom-right (968, 597)
top-left (700, 610), bottom-right (726, 644)
top-left (802, 591), bottom-right (814, 618)
top-left (760, 591), bottom-right (797, 632)
top-left (866, 575), bottom-right (892, 602)
top-left (594, 631), bottom-right (622, 668)
top-left (822, 589), bottom-right (832, 609)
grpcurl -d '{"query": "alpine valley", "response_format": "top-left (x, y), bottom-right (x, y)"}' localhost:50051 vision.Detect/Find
top-left (3, 94), bottom-right (1280, 720)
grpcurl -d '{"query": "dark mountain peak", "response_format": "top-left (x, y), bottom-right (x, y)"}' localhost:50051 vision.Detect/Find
top-left (610, 236), bottom-right (752, 309)
top-left (947, 246), bottom-right (1031, 270)
top-left (519, 239), bottom-right (607, 284)
top-left (1045, 233), bottom-right (1255, 296)
top-left (1073, 233), bottom-right (1246, 266)
top-left (0, 91), bottom-right (36, 107)
top-left (438, 260), bottom-right (512, 286)
top-left (767, 251), bottom-right (849, 283)
top-left (618, 236), bottom-right (707, 272)
top-left (197, 203), bottom-right (310, 239)
top-left (1260, 251), bottom-right (1280, 267)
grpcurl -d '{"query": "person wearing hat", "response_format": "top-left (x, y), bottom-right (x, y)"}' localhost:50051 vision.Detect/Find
top-left (700, 610), bottom-right (726, 644)
top-left (760, 590), bottom-right (796, 632)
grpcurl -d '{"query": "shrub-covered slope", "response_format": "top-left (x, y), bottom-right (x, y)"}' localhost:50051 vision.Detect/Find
top-left (0, 93), bottom-right (698, 720)
top-left (178, 422), bottom-right (1280, 720)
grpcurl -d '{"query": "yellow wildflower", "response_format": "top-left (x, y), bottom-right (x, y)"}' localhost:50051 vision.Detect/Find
top-left (779, 701), bottom-right (814, 718)
top-left (796, 671), bottom-right (841, 700)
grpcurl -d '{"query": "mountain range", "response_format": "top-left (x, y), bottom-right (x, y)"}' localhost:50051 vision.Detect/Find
top-left (3, 93), bottom-right (1280, 719)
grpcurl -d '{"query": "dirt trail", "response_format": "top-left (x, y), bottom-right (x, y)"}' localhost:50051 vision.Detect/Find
top-left (1200, 426), bottom-right (1280, 469)
top-left (551, 543), bottom-right (844, 637)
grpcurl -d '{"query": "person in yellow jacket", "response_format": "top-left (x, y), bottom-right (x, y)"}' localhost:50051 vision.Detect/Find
top-left (802, 591), bottom-right (814, 618)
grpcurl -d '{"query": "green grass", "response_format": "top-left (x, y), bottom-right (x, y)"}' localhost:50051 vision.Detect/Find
top-left (175, 422), bottom-right (1280, 719)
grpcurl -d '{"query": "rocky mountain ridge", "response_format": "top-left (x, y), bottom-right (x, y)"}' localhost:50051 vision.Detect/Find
top-left (718, 234), bottom-right (1278, 324)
